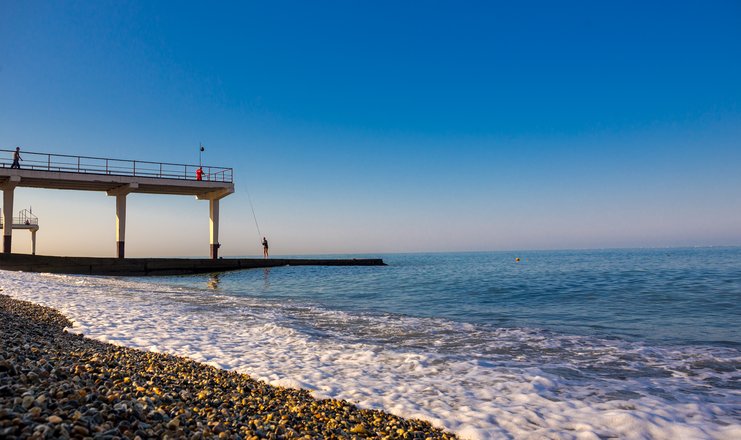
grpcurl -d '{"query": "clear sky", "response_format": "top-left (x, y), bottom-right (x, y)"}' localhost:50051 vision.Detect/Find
top-left (1, 1), bottom-right (740, 257)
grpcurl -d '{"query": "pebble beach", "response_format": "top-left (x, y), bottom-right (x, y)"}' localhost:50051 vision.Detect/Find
top-left (0, 294), bottom-right (456, 439)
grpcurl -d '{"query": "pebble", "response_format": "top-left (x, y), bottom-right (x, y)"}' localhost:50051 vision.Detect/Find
top-left (0, 294), bottom-right (457, 439)
top-left (21, 395), bottom-right (34, 409)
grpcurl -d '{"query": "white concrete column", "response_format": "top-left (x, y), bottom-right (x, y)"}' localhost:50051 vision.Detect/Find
top-left (209, 198), bottom-right (220, 259)
top-left (31, 229), bottom-right (37, 255)
top-left (116, 194), bottom-right (126, 258)
top-left (1, 176), bottom-right (20, 254)
top-left (197, 188), bottom-right (233, 260)
top-left (107, 183), bottom-right (137, 259)
top-left (2, 187), bottom-right (13, 253)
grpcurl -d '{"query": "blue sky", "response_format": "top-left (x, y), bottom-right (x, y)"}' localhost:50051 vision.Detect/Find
top-left (1, 1), bottom-right (740, 256)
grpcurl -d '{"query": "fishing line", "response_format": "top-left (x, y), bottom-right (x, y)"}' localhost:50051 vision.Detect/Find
top-left (244, 185), bottom-right (263, 243)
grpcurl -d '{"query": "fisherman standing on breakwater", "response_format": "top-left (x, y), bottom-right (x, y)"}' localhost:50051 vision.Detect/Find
top-left (262, 237), bottom-right (269, 258)
top-left (10, 147), bottom-right (22, 169)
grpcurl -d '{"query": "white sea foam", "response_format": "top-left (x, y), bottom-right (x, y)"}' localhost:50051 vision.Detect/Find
top-left (2, 270), bottom-right (739, 440)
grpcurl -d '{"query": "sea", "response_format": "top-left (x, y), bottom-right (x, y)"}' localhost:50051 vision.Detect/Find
top-left (2, 248), bottom-right (740, 439)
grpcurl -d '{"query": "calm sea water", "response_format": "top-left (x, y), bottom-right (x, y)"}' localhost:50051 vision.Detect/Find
top-left (4, 247), bottom-right (740, 438)
top-left (162, 247), bottom-right (741, 348)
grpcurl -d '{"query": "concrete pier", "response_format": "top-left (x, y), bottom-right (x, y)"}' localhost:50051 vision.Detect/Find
top-left (1, 149), bottom-right (234, 258)
top-left (0, 253), bottom-right (386, 276)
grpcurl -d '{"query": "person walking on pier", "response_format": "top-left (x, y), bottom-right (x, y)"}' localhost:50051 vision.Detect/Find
top-left (262, 237), bottom-right (269, 258)
top-left (10, 147), bottom-right (22, 169)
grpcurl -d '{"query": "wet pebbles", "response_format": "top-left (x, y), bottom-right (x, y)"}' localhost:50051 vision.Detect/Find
top-left (0, 294), bottom-right (456, 439)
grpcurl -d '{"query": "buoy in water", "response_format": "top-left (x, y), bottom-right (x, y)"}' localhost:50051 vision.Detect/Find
top-left (515, 257), bottom-right (521, 262)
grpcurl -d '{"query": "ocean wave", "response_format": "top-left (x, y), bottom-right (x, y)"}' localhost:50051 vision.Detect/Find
top-left (3, 270), bottom-right (740, 439)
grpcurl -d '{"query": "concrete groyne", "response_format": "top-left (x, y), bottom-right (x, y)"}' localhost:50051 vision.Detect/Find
top-left (0, 253), bottom-right (386, 276)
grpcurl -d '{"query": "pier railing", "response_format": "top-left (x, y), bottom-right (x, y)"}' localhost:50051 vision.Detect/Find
top-left (0, 149), bottom-right (233, 183)
top-left (0, 209), bottom-right (38, 227)
top-left (0, 216), bottom-right (38, 227)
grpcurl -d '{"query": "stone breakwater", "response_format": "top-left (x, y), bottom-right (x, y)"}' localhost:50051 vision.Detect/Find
top-left (0, 295), bottom-right (456, 439)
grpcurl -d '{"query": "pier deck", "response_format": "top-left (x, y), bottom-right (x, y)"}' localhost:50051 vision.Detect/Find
top-left (1, 148), bottom-right (234, 258)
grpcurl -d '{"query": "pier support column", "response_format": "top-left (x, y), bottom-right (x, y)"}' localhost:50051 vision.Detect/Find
top-left (107, 183), bottom-right (138, 259)
top-left (31, 228), bottom-right (37, 255)
top-left (116, 194), bottom-right (126, 258)
top-left (197, 188), bottom-right (233, 260)
top-left (1, 176), bottom-right (20, 254)
top-left (2, 189), bottom-right (12, 253)
top-left (210, 198), bottom-right (220, 259)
